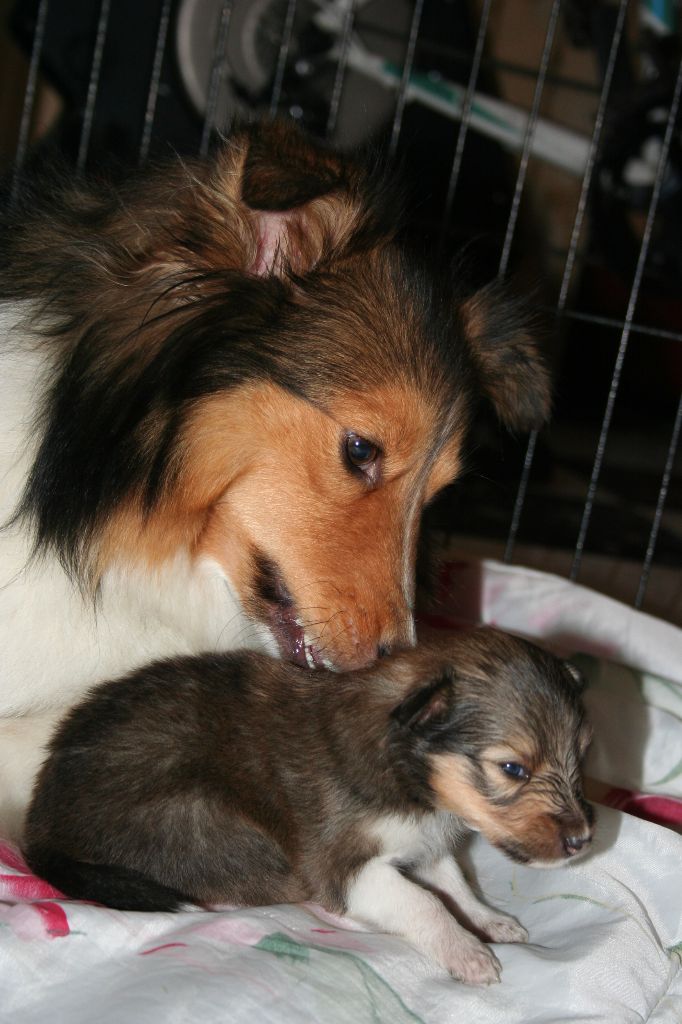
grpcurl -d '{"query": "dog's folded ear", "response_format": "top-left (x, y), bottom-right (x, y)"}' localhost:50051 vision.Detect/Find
top-left (392, 674), bottom-right (454, 733)
top-left (233, 120), bottom-right (365, 279)
top-left (461, 281), bottom-right (552, 432)
top-left (239, 120), bottom-right (346, 211)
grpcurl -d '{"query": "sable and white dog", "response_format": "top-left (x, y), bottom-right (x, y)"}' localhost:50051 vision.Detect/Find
top-left (0, 121), bottom-right (550, 840)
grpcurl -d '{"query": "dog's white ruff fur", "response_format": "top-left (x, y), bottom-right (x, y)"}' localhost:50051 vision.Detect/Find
top-left (0, 303), bottom-right (271, 840)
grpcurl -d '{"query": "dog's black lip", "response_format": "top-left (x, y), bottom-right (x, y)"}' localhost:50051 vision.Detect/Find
top-left (252, 552), bottom-right (324, 668)
top-left (254, 553), bottom-right (294, 608)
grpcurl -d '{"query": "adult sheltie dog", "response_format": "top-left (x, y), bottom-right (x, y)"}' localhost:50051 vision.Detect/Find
top-left (0, 121), bottom-right (550, 840)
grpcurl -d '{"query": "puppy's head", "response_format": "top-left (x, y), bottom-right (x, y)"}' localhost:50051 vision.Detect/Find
top-left (391, 630), bottom-right (594, 866)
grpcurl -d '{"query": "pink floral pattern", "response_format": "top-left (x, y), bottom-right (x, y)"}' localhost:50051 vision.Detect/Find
top-left (0, 841), bottom-right (70, 940)
top-left (601, 788), bottom-right (682, 834)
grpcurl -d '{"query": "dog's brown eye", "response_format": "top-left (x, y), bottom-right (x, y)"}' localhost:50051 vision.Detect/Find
top-left (344, 433), bottom-right (381, 483)
top-left (346, 433), bottom-right (378, 466)
top-left (500, 762), bottom-right (530, 781)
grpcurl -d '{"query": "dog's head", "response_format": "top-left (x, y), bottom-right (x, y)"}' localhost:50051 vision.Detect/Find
top-left (11, 122), bottom-right (551, 672)
top-left (176, 125), bottom-right (551, 671)
top-left (391, 630), bottom-right (594, 865)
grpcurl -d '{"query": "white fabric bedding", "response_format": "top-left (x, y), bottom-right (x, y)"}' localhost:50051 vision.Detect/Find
top-left (2, 559), bottom-right (681, 1023)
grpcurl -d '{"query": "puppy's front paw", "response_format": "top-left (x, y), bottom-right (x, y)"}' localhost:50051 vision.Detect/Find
top-left (442, 934), bottom-right (501, 986)
top-left (478, 912), bottom-right (528, 945)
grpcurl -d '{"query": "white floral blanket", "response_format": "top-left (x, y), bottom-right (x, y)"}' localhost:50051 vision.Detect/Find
top-left (2, 559), bottom-right (681, 1023)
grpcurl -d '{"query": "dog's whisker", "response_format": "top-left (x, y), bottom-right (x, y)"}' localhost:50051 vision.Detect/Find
top-left (300, 610), bottom-right (346, 632)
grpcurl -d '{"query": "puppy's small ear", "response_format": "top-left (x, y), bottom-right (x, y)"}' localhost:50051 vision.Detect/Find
top-left (564, 660), bottom-right (587, 693)
top-left (392, 675), bottom-right (453, 732)
top-left (461, 281), bottom-right (552, 432)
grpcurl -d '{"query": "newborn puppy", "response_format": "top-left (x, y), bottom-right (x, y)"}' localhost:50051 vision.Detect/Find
top-left (24, 629), bottom-right (593, 985)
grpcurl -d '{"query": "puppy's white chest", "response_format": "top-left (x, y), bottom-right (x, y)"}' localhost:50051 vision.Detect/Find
top-left (368, 811), bottom-right (461, 868)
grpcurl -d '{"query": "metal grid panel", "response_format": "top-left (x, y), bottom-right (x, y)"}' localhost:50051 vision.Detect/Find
top-left (3, 0), bottom-right (682, 615)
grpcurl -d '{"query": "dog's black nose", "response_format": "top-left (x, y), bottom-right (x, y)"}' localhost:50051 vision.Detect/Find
top-left (563, 834), bottom-right (591, 856)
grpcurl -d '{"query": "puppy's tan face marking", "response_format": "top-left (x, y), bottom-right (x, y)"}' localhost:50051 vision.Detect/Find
top-left (430, 741), bottom-right (594, 866)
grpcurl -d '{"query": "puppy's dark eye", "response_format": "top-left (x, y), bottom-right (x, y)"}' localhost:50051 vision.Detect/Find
top-left (344, 432), bottom-right (381, 483)
top-left (500, 762), bottom-right (530, 781)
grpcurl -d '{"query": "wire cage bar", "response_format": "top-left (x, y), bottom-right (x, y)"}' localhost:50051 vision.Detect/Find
top-left (75, 0), bottom-right (111, 174)
top-left (504, 0), bottom-right (630, 565)
top-left (8, 0), bottom-right (48, 204)
top-left (200, 0), bottom-right (235, 155)
top-left (139, 0), bottom-right (173, 166)
top-left (570, 54), bottom-right (682, 581)
top-left (3, 0), bottom-right (682, 621)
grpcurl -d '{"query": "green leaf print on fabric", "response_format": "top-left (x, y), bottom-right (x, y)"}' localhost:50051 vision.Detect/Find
top-left (257, 932), bottom-right (312, 963)
top-left (256, 932), bottom-right (425, 1024)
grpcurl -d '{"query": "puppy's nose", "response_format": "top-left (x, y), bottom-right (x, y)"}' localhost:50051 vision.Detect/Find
top-left (563, 833), bottom-right (591, 856)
